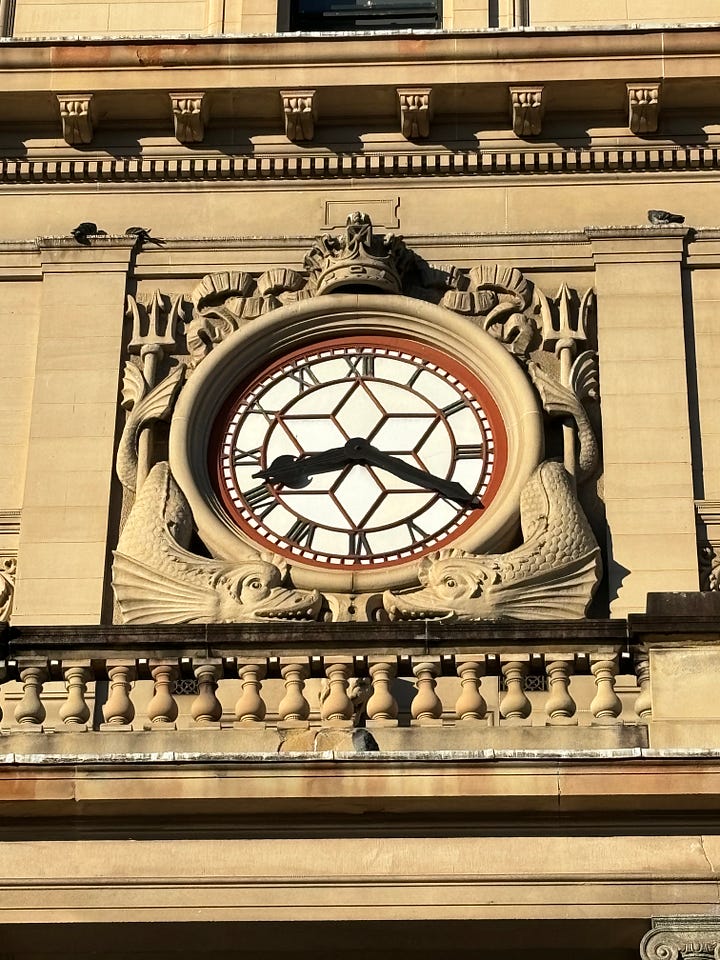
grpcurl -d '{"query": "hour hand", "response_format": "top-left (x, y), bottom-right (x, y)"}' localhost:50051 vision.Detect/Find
top-left (253, 446), bottom-right (350, 489)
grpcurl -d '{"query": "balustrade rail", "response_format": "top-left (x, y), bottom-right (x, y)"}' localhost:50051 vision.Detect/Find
top-left (0, 621), bottom-right (650, 735)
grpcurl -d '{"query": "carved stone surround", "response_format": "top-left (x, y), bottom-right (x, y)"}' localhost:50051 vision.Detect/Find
top-left (111, 214), bottom-right (603, 625)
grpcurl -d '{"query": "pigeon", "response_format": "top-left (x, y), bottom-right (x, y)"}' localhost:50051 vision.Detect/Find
top-left (71, 222), bottom-right (104, 244)
top-left (648, 209), bottom-right (685, 225)
top-left (125, 226), bottom-right (164, 246)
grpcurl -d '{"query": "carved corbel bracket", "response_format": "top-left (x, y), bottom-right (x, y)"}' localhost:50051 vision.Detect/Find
top-left (280, 90), bottom-right (317, 142)
top-left (641, 917), bottom-right (720, 960)
top-left (170, 92), bottom-right (208, 143)
top-left (509, 85), bottom-right (544, 137)
top-left (627, 82), bottom-right (661, 135)
top-left (397, 88), bottom-right (433, 139)
top-left (57, 94), bottom-right (94, 145)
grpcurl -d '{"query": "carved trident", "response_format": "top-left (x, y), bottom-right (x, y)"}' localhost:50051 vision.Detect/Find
top-left (126, 291), bottom-right (184, 488)
top-left (538, 283), bottom-right (595, 481)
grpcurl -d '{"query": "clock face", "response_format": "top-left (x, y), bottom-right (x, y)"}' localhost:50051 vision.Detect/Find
top-left (211, 336), bottom-right (507, 570)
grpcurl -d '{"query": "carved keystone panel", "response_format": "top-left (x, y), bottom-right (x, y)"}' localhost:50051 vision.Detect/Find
top-left (627, 82), bottom-right (661, 134)
top-left (510, 85), bottom-right (544, 137)
top-left (57, 94), bottom-right (94, 145)
top-left (280, 90), bottom-right (317, 142)
top-left (170, 92), bottom-right (207, 143)
top-left (397, 88), bottom-right (433, 139)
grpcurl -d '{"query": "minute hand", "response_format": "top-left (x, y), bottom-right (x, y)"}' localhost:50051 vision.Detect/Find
top-left (351, 439), bottom-right (482, 509)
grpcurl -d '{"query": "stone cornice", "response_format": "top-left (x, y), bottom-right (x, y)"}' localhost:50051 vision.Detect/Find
top-left (0, 27), bottom-right (718, 131)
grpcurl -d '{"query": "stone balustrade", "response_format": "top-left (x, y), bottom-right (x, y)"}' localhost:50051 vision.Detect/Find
top-left (0, 620), bottom-right (650, 742)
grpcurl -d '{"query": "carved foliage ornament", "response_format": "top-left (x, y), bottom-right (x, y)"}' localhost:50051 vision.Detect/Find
top-left (112, 213), bottom-right (601, 624)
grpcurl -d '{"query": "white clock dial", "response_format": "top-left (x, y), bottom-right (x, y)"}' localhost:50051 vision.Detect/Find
top-left (213, 337), bottom-right (507, 569)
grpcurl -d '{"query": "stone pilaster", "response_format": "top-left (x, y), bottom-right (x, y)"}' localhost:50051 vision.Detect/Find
top-left (12, 237), bottom-right (134, 625)
top-left (587, 227), bottom-right (698, 617)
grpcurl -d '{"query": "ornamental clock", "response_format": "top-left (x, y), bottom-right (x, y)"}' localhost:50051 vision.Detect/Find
top-left (170, 296), bottom-right (543, 593)
top-left (212, 337), bottom-right (506, 570)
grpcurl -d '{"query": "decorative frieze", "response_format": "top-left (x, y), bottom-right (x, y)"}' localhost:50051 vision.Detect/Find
top-left (628, 82), bottom-right (661, 134)
top-left (510, 85), bottom-right (544, 137)
top-left (170, 92), bottom-right (207, 143)
top-left (57, 94), bottom-right (94, 145)
top-left (1, 142), bottom-right (717, 184)
top-left (397, 87), bottom-right (432, 139)
top-left (280, 90), bottom-right (316, 142)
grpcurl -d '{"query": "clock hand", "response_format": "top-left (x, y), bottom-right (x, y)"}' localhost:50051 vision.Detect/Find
top-left (345, 438), bottom-right (482, 509)
top-left (253, 445), bottom-right (352, 488)
top-left (255, 439), bottom-right (482, 508)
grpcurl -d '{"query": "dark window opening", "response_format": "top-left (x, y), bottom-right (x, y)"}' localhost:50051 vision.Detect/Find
top-left (287, 0), bottom-right (441, 32)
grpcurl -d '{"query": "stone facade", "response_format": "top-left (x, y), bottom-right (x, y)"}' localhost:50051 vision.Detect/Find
top-left (2, 3), bottom-right (720, 959)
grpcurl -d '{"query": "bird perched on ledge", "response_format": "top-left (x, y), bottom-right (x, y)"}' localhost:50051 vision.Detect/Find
top-left (125, 226), bottom-right (165, 247)
top-left (648, 209), bottom-right (685, 225)
top-left (71, 222), bottom-right (106, 245)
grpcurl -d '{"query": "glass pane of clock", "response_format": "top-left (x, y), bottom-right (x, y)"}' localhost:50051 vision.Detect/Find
top-left (333, 466), bottom-right (384, 525)
top-left (335, 386), bottom-right (384, 436)
top-left (365, 380), bottom-right (436, 415)
top-left (368, 492), bottom-right (436, 528)
top-left (416, 428), bottom-right (453, 473)
top-left (411, 369), bottom-right (461, 407)
top-left (371, 416), bottom-right (438, 451)
top-left (277, 493), bottom-right (348, 528)
top-left (256, 377), bottom-right (300, 411)
top-left (281, 380), bottom-right (352, 415)
top-left (267, 418), bottom-right (346, 456)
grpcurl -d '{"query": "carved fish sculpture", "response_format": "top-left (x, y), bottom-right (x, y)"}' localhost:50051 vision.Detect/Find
top-left (113, 462), bottom-right (322, 624)
top-left (383, 460), bottom-right (601, 621)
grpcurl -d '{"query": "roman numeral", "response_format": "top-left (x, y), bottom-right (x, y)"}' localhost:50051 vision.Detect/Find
top-left (348, 530), bottom-right (372, 557)
top-left (456, 443), bottom-right (484, 459)
top-left (288, 365), bottom-right (320, 391)
top-left (406, 519), bottom-right (429, 544)
top-left (442, 399), bottom-right (467, 417)
top-left (243, 484), bottom-right (277, 519)
top-left (344, 354), bottom-right (375, 377)
top-left (233, 446), bottom-right (262, 467)
top-left (286, 519), bottom-right (316, 548)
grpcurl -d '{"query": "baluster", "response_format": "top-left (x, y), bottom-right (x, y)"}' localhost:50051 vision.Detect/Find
top-left (102, 662), bottom-right (136, 728)
top-left (366, 659), bottom-right (398, 724)
top-left (191, 663), bottom-right (223, 725)
top-left (235, 661), bottom-right (267, 724)
top-left (634, 653), bottom-right (652, 722)
top-left (590, 656), bottom-right (622, 724)
top-left (14, 664), bottom-right (48, 728)
top-left (544, 658), bottom-right (577, 725)
top-left (278, 661), bottom-right (310, 724)
top-left (500, 659), bottom-right (531, 723)
top-left (58, 664), bottom-right (92, 729)
top-left (146, 662), bottom-right (179, 728)
top-left (321, 659), bottom-right (353, 724)
top-left (455, 659), bottom-right (487, 721)
top-left (411, 659), bottom-right (442, 724)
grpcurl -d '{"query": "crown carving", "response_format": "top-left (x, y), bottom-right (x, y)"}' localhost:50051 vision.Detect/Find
top-left (304, 212), bottom-right (408, 296)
